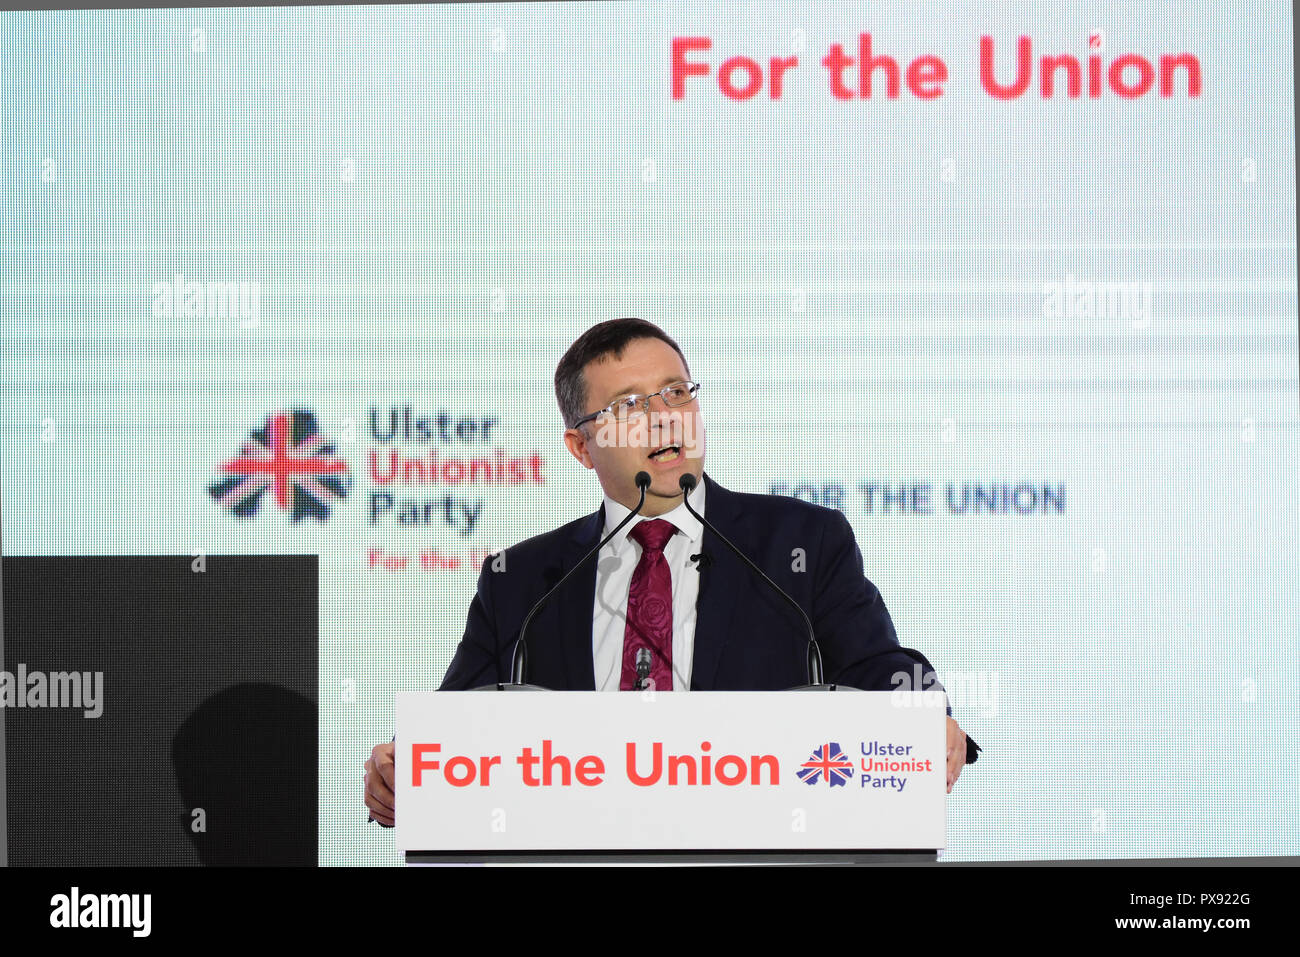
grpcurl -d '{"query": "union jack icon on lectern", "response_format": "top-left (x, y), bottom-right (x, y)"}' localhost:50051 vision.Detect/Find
top-left (797, 742), bottom-right (855, 787)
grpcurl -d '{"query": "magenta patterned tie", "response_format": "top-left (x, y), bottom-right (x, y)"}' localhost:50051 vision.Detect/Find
top-left (620, 519), bottom-right (677, 691)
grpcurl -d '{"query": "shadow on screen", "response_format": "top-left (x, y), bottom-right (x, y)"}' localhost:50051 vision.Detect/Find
top-left (172, 682), bottom-right (317, 866)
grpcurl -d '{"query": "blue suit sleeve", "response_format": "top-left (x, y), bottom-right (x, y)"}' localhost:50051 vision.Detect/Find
top-left (812, 509), bottom-right (981, 763)
top-left (438, 551), bottom-right (506, 690)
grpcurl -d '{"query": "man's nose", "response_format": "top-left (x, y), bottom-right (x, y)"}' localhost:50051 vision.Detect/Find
top-left (646, 403), bottom-right (680, 432)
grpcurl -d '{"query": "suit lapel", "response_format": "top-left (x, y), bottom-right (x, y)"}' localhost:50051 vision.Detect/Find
top-left (690, 473), bottom-right (747, 690)
top-left (555, 505), bottom-right (602, 690)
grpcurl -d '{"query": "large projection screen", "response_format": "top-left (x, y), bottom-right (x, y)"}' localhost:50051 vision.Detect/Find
top-left (2, 1), bottom-right (1297, 864)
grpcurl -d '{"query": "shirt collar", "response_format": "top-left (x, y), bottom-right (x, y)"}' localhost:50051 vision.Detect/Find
top-left (601, 476), bottom-right (706, 554)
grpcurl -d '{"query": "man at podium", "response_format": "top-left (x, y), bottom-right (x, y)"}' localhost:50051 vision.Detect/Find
top-left (365, 318), bottom-right (978, 827)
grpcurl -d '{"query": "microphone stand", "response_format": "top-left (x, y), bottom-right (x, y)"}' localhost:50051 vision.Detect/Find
top-left (473, 470), bottom-right (653, 690)
top-left (677, 472), bottom-right (854, 692)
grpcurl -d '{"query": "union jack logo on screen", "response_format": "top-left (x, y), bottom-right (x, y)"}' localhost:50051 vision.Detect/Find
top-left (209, 410), bottom-right (351, 521)
top-left (797, 742), bottom-right (855, 787)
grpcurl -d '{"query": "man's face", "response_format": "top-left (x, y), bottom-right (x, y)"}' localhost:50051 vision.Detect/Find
top-left (562, 336), bottom-right (706, 517)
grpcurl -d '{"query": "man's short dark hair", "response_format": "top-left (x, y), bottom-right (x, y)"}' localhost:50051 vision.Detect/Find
top-left (554, 317), bottom-right (692, 429)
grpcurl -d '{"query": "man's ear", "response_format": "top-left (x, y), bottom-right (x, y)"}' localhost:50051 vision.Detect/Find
top-left (563, 427), bottom-right (594, 469)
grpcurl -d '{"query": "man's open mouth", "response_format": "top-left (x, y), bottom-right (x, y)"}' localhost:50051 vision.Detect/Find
top-left (648, 444), bottom-right (682, 463)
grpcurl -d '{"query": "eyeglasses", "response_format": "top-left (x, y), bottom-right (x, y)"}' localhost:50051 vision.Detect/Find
top-left (573, 380), bottom-right (701, 428)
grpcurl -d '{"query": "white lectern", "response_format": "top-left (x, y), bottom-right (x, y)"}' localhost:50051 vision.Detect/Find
top-left (395, 689), bottom-right (947, 864)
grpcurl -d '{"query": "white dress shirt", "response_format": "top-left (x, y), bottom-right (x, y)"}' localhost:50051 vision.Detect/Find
top-left (591, 479), bottom-right (706, 691)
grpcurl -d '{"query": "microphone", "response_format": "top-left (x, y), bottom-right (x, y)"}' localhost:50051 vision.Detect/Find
top-left (677, 472), bottom-right (830, 689)
top-left (635, 648), bottom-right (652, 690)
top-left (505, 470), bottom-right (653, 687)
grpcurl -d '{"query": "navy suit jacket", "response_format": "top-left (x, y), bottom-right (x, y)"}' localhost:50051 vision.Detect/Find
top-left (440, 473), bottom-right (979, 760)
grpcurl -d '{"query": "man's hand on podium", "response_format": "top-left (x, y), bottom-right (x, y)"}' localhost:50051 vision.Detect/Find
top-left (946, 717), bottom-right (968, 794)
top-left (365, 741), bottom-right (396, 827)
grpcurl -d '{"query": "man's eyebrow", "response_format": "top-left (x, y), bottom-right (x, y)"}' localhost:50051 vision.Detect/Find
top-left (601, 375), bottom-right (683, 406)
